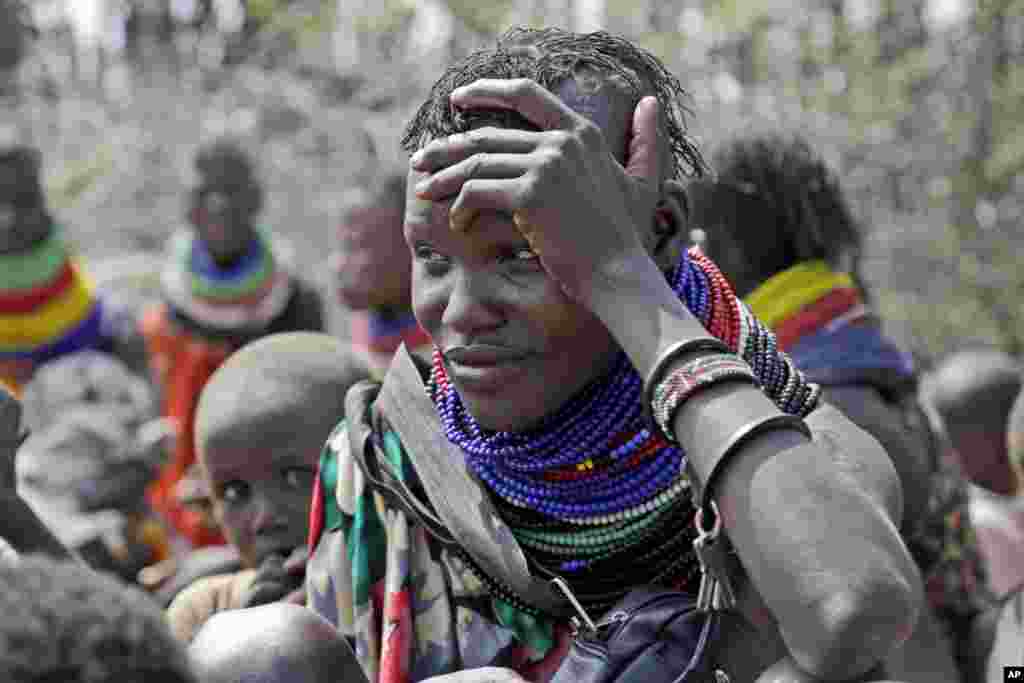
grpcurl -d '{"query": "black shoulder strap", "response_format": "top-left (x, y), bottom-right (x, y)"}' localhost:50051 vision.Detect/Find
top-left (374, 346), bottom-right (571, 618)
top-left (343, 379), bottom-right (457, 548)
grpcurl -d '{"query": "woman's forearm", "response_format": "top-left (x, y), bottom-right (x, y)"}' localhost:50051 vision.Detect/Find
top-left (592, 287), bottom-right (920, 679)
top-left (673, 383), bottom-right (921, 679)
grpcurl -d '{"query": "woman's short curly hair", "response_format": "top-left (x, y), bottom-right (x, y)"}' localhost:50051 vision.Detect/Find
top-left (0, 556), bottom-right (196, 683)
top-left (401, 27), bottom-right (706, 180)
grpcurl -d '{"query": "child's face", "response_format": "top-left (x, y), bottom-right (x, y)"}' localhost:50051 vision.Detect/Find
top-left (201, 435), bottom-right (318, 568)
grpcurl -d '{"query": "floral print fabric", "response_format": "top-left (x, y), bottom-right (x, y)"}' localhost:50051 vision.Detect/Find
top-left (306, 413), bottom-right (571, 683)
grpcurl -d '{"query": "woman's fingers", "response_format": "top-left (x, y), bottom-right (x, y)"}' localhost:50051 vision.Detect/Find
top-left (447, 178), bottom-right (525, 233)
top-left (624, 95), bottom-right (663, 185)
top-left (411, 127), bottom-right (538, 172)
top-left (451, 78), bottom-right (580, 132)
top-left (415, 153), bottom-right (532, 201)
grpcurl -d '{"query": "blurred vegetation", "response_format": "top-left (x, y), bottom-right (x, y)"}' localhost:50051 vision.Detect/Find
top-left (6, 0), bottom-right (1023, 361)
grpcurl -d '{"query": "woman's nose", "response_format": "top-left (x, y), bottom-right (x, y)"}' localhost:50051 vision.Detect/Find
top-left (440, 269), bottom-right (504, 336)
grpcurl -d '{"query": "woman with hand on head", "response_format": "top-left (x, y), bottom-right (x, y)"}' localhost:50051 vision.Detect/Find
top-left (306, 28), bottom-right (921, 683)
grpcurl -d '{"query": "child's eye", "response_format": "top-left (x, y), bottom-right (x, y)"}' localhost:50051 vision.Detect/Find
top-left (220, 481), bottom-right (250, 504)
top-left (498, 246), bottom-right (540, 266)
top-left (283, 467), bottom-right (315, 490)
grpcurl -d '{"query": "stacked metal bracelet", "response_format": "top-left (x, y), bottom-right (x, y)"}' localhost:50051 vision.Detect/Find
top-left (651, 353), bottom-right (758, 438)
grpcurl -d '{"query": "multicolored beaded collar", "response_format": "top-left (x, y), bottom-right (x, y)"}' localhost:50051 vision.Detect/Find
top-left (428, 247), bottom-right (819, 613)
top-left (161, 228), bottom-right (294, 331)
top-left (746, 260), bottom-right (915, 388)
top-left (745, 260), bottom-right (866, 351)
top-left (350, 309), bottom-right (433, 378)
top-left (0, 230), bottom-right (106, 395)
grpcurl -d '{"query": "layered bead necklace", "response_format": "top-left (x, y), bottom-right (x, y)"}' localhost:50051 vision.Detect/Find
top-left (427, 247), bottom-right (819, 614)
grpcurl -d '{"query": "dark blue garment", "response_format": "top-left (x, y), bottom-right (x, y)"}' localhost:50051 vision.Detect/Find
top-left (788, 318), bottom-right (916, 395)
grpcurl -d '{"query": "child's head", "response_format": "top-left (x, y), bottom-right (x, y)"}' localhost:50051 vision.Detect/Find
top-left (189, 603), bottom-right (367, 683)
top-left (195, 332), bottom-right (370, 568)
top-left (0, 555), bottom-right (197, 682)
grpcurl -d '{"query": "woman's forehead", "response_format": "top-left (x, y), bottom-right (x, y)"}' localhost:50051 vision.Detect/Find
top-left (405, 196), bottom-right (522, 249)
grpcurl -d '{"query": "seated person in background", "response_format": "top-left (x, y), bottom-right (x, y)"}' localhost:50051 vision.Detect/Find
top-left (308, 28), bottom-right (922, 683)
top-left (331, 168), bottom-right (431, 376)
top-left (17, 350), bottom-right (173, 582)
top-left (141, 137), bottom-right (325, 550)
top-left (923, 349), bottom-right (1024, 599)
top-left (0, 144), bottom-right (139, 397)
top-left (984, 388), bottom-right (1024, 681)
top-left (688, 134), bottom-right (972, 682)
top-left (0, 555), bottom-right (197, 682)
top-left (189, 603), bottom-right (368, 683)
top-left (166, 332), bottom-right (370, 643)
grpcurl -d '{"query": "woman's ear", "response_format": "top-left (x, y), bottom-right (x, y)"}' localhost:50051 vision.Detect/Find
top-left (647, 179), bottom-right (689, 271)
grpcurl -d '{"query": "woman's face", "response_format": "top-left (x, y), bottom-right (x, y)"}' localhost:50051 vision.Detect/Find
top-left (406, 186), bottom-right (620, 432)
top-left (405, 80), bottom-right (667, 432)
top-left (333, 199), bottom-right (411, 311)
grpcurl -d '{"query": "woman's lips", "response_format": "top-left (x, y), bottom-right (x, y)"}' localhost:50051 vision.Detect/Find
top-left (443, 345), bottom-right (534, 393)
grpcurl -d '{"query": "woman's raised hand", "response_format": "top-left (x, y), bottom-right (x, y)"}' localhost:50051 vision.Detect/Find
top-left (410, 78), bottom-right (666, 305)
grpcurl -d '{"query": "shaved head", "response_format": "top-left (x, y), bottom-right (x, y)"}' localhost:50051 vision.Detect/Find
top-left (195, 332), bottom-right (367, 457)
top-left (189, 603), bottom-right (367, 683)
top-left (926, 349), bottom-right (1021, 494)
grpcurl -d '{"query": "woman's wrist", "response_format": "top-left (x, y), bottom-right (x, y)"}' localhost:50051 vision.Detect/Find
top-left (586, 266), bottom-right (709, 380)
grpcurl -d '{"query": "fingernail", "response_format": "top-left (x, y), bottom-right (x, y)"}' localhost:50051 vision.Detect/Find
top-left (449, 207), bottom-right (469, 232)
top-left (450, 87), bottom-right (465, 101)
top-left (410, 150), bottom-right (424, 168)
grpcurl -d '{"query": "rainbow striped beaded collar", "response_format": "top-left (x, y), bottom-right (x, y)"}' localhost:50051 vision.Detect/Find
top-left (0, 230), bottom-right (106, 387)
top-left (161, 227), bottom-right (294, 331)
top-left (427, 247), bottom-right (820, 613)
top-left (744, 260), bottom-right (865, 351)
top-left (746, 260), bottom-right (915, 388)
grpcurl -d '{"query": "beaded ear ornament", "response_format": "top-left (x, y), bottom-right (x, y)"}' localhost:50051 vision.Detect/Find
top-left (427, 246), bottom-right (819, 613)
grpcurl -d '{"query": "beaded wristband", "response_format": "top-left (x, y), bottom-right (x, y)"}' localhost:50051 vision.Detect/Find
top-left (651, 354), bottom-right (758, 440)
top-left (641, 337), bottom-right (732, 432)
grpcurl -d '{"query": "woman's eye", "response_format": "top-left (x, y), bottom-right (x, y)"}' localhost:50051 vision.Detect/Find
top-left (413, 245), bottom-right (448, 264)
top-left (283, 467), bottom-right (314, 489)
top-left (220, 481), bottom-right (250, 504)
